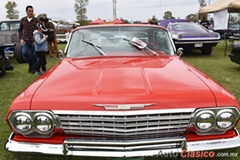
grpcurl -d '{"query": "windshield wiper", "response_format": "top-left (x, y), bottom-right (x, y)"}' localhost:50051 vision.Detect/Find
top-left (81, 39), bottom-right (106, 56)
top-left (123, 37), bottom-right (158, 56)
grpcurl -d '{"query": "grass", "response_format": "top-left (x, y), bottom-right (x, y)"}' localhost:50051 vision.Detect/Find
top-left (0, 41), bottom-right (240, 160)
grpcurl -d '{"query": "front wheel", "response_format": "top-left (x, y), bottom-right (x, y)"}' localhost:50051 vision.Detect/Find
top-left (201, 46), bottom-right (212, 55)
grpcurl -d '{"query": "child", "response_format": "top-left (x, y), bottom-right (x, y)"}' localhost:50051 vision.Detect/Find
top-left (33, 23), bottom-right (48, 75)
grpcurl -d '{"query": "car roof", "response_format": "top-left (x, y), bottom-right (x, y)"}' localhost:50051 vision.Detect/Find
top-left (0, 19), bottom-right (20, 22)
top-left (168, 22), bottom-right (197, 25)
top-left (76, 24), bottom-right (166, 30)
top-left (159, 19), bottom-right (190, 27)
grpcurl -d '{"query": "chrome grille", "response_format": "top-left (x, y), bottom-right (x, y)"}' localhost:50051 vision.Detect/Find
top-left (54, 109), bottom-right (194, 138)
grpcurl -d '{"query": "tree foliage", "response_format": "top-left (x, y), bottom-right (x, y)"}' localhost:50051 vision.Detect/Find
top-left (186, 14), bottom-right (199, 22)
top-left (5, 1), bottom-right (19, 19)
top-left (37, 14), bottom-right (48, 20)
top-left (199, 0), bottom-right (207, 8)
top-left (120, 18), bottom-right (130, 24)
top-left (230, 13), bottom-right (238, 23)
top-left (163, 11), bottom-right (175, 19)
top-left (74, 0), bottom-right (89, 24)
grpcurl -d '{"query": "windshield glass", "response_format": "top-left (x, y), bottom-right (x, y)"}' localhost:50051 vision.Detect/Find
top-left (66, 26), bottom-right (175, 57)
top-left (57, 24), bottom-right (73, 30)
top-left (229, 23), bottom-right (239, 30)
top-left (171, 23), bottom-right (207, 32)
top-left (0, 21), bottom-right (19, 31)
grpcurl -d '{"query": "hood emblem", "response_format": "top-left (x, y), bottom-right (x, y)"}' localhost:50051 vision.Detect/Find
top-left (93, 103), bottom-right (155, 110)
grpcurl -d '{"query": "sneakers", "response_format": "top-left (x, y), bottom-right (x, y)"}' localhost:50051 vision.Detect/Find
top-left (49, 57), bottom-right (53, 60)
top-left (34, 71), bottom-right (41, 75)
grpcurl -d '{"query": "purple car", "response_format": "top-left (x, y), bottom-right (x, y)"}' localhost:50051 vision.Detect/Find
top-left (167, 22), bottom-right (221, 55)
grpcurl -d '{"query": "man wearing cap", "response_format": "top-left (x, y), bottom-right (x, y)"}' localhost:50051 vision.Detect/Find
top-left (18, 5), bottom-right (39, 73)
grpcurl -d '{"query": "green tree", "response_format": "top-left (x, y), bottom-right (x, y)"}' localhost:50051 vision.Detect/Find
top-left (163, 11), bottom-right (175, 19)
top-left (198, 0), bottom-right (208, 21)
top-left (230, 13), bottom-right (238, 23)
top-left (74, 0), bottom-right (89, 25)
top-left (186, 13), bottom-right (199, 22)
top-left (5, 1), bottom-right (19, 19)
top-left (199, 0), bottom-right (207, 8)
top-left (120, 18), bottom-right (130, 24)
top-left (37, 14), bottom-right (48, 20)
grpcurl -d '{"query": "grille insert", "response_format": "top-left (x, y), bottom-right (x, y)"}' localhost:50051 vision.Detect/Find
top-left (54, 109), bottom-right (193, 139)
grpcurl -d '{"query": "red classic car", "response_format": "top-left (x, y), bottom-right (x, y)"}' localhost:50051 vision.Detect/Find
top-left (5, 24), bottom-right (240, 160)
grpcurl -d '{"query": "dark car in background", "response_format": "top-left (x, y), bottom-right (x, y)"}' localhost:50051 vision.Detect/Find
top-left (0, 20), bottom-right (25, 63)
top-left (167, 22), bottom-right (220, 55)
top-left (227, 22), bottom-right (240, 38)
top-left (229, 41), bottom-right (240, 65)
top-left (0, 50), bottom-right (5, 75)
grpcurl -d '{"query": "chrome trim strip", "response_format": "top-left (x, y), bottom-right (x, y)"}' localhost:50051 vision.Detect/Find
top-left (66, 143), bottom-right (179, 150)
top-left (59, 115), bottom-right (191, 121)
top-left (175, 40), bottom-right (220, 44)
top-left (61, 119), bottom-right (190, 127)
top-left (64, 137), bottom-right (185, 146)
top-left (93, 103), bottom-right (155, 110)
top-left (52, 108), bottom-right (196, 115)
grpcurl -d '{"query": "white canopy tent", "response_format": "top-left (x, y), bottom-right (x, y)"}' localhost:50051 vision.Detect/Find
top-left (199, 0), bottom-right (240, 14)
top-left (199, 0), bottom-right (240, 30)
top-left (199, 0), bottom-right (240, 55)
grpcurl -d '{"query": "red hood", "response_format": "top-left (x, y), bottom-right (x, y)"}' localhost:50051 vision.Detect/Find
top-left (28, 56), bottom-right (236, 110)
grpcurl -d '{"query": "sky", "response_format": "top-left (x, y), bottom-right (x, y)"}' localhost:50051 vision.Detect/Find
top-left (0, 0), bottom-right (219, 22)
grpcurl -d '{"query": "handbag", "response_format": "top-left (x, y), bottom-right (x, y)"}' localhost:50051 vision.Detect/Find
top-left (47, 32), bottom-right (55, 42)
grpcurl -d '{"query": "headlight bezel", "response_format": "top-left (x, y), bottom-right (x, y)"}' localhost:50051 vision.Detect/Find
top-left (216, 109), bottom-right (235, 131)
top-left (8, 111), bottom-right (57, 137)
top-left (12, 113), bottom-right (33, 134)
top-left (195, 110), bottom-right (215, 132)
top-left (192, 107), bottom-right (240, 135)
top-left (33, 113), bottom-right (54, 134)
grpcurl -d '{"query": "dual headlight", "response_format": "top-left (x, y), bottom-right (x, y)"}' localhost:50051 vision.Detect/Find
top-left (8, 111), bottom-right (57, 137)
top-left (193, 107), bottom-right (239, 135)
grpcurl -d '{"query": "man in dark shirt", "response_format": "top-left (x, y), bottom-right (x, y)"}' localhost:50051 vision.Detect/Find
top-left (200, 17), bottom-right (210, 29)
top-left (18, 5), bottom-right (39, 73)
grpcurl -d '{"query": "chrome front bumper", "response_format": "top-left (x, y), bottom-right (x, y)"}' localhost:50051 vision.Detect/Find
top-left (5, 129), bottom-right (240, 160)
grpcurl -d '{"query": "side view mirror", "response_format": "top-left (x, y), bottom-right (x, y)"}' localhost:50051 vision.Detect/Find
top-left (58, 50), bottom-right (64, 60)
top-left (176, 48), bottom-right (184, 57)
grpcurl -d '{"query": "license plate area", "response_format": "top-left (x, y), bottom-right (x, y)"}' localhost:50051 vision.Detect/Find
top-left (194, 43), bottom-right (203, 47)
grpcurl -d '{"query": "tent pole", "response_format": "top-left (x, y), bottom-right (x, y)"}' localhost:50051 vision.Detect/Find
top-left (224, 13), bottom-right (230, 56)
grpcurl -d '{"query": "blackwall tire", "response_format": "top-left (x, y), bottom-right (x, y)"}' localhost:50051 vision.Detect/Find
top-left (201, 46), bottom-right (212, 55)
top-left (14, 43), bottom-right (26, 63)
top-left (0, 54), bottom-right (6, 76)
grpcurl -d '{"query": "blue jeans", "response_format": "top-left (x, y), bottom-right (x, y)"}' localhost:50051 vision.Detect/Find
top-left (22, 42), bottom-right (37, 73)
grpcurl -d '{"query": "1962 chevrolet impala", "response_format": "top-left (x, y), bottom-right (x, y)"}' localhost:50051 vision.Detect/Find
top-left (5, 24), bottom-right (240, 160)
